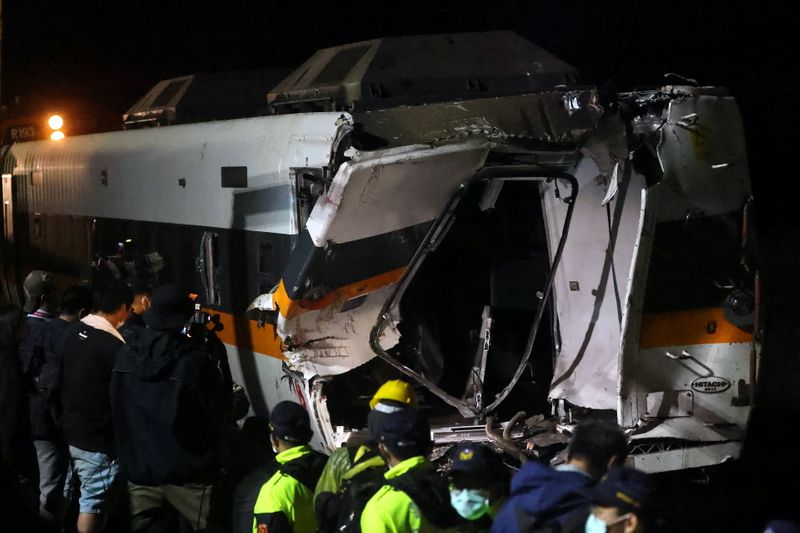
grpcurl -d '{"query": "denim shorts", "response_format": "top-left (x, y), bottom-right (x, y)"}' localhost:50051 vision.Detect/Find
top-left (68, 445), bottom-right (120, 514)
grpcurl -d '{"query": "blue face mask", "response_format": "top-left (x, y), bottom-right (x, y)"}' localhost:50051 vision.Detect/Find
top-left (449, 488), bottom-right (490, 521)
top-left (585, 514), bottom-right (608, 533)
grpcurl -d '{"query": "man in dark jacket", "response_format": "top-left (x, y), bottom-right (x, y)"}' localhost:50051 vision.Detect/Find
top-left (0, 302), bottom-right (38, 532)
top-left (490, 420), bottom-right (628, 532)
top-left (61, 279), bottom-right (133, 533)
top-left (25, 285), bottom-right (93, 523)
top-left (119, 278), bottom-right (151, 344)
top-left (111, 284), bottom-right (232, 532)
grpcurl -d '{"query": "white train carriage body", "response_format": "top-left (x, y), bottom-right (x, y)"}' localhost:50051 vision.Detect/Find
top-left (0, 86), bottom-right (757, 472)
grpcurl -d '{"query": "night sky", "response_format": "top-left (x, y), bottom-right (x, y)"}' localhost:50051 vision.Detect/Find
top-left (4, 1), bottom-right (795, 228)
top-left (3, 0), bottom-right (800, 525)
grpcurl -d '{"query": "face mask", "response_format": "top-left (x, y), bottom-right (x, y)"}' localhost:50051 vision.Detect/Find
top-left (449, 488), bottom-right (490, 521)
top-left (585, 514), bottom-right (608, 533)
top-left (585, 512), bottom-right (631, 533)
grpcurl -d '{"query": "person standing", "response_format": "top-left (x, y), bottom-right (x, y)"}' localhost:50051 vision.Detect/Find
top-left (119, 278), bottom-right (151, 344)
top-left (24, 285), bottom-right (93, 524)
top-left (61, 280), bottom-right (133, 533)
top-left (253, 401), bottom-right (327, 533)
top-left (18, 271), bottom-right (58, 419)
top-left (447, 443), bottom-right (509, 532)
top-left (491, 420), bottom-right (628, 532)
top-left (18, 271), bottom-right (58, 446)
top-left (314, 379), bottom-right (417, 533)
top-left (111, 284), bottom-right (232, 532)
top-left (0, 302), bottom-right (27, 466)
top-left (0, 302), bottom-right (39, 531)
top-left (579, 466), bottom-right (655, 533)
top-left (360, 409), bottom-right (460, 533)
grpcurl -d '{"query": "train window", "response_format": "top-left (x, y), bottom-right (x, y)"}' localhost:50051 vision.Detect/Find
top-left (198, 231), bottom-right (222, 306)
top-left (643, 211), bottom-right (744, 313)
top-left (221, 166), bottom-right (248, 188)
top-left (31, 171), bottom-right (43, 187)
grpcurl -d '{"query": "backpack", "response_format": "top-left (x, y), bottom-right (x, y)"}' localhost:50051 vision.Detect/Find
top-left (334, 449), bottom-right (388, 533)
top-left (112, 334), bottom-right (228, 484)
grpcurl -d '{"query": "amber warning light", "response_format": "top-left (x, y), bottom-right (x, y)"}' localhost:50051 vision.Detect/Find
top-left (47, 114), bottom-right (65, 141)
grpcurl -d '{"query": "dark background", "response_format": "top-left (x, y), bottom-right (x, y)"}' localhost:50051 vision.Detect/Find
top-left (3, 1), bottom-right (798, 529)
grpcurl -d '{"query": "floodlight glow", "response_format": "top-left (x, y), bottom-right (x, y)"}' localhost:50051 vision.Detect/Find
top-left (50, 131), bottom-right (65, 141)
top-left (48, 115), bottom-right (64, 130)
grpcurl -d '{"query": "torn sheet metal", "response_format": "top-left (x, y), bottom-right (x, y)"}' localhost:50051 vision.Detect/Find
top-left (306, 142), bottom-right (491, 247)
top-left (279, 284), bottom-right (400, 378)
top-left (655, 88), bottom-right (751, 222)
top-left (353, 89), bottom-right (602, 151)
top-left (547, 156), bottom-right (647, 410)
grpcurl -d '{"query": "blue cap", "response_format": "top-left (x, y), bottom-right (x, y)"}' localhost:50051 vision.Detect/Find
top-left (588, 466), bottom-right (653, 514)
top-left (450, 443), bottom-right (495, 473)
top-left (379, 409), bottom-right (431, 455)
top-left (270, 401), bottom-right (312, 444)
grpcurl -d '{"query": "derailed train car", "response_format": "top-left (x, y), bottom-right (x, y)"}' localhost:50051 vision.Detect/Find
top-left (0, 33), bottom-right (758, 472)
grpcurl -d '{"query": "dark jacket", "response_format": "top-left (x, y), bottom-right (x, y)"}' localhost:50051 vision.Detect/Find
top-left (119, 312), bottom-right (146, 344)
top-left (19, 315), bottom-right (52, 379)
top-left (22, 317), bottom-right (70, 440)
top-left (111, 328), bottom-right (232, 486)
top-left (490, 462), bottom-right (595, 533)
top-left (61, 319), bottom-right (124, 456)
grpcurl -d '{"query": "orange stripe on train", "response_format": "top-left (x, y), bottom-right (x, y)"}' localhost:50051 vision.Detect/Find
top-left (639, 307), bottom-right (752, 349)
top-left (207, 267), bottom-right (406, 358)
top-left (210, 311), bottom-right (285, 360)
top-left (272, 267), bottom-right (406, 320)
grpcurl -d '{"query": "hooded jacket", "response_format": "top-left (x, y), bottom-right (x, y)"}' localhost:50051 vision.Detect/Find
top-left (111, 328), bottom-right (231, 485)
top-left (490, 461), bottom-right (595, 533)
top-left (61, 317), bottom-right (124, 455)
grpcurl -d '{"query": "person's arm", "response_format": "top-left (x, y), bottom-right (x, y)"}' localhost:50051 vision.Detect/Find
top-left (253, 511), bottom-right (292, 533)
top-left (203, 333), bottom-right (233, 417)
top-left (253, 475), bottom-right (294, 533)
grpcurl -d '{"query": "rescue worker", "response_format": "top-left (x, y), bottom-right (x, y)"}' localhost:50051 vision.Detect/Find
top-left (315, 379), bottom-right (417, 532)
top-left (580, 466), bottom-right (654, 533)
top-left (447, 443), bottom-right (508, 532)
top-left (253, 401), bottom-right (326, 533)
top-left (360, 408), bottom-right (460, 533)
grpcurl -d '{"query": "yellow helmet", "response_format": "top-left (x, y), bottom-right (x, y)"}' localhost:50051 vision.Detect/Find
top-left (369, 379), bottom-right (416, 410)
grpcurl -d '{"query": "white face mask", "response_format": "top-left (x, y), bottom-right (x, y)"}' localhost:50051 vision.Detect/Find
top-left (585, 514), bottom-right (608, 533)
top-left (449, 488), bottom-right (490, 521)
top-left (585, 512), bottom-right (632, 533)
